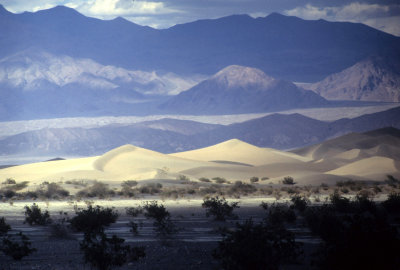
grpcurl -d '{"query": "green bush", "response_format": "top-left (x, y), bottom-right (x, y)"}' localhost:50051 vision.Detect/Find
top-left (24, 203), bottom-right (52, 226)
top-left (202, 197), bottom-right (239, 221)
top-left (69, 205), bottom-right (118, 233)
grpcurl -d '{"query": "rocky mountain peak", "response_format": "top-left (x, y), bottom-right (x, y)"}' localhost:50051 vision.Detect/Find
top-left (212, 65), bottom-right (275, 89)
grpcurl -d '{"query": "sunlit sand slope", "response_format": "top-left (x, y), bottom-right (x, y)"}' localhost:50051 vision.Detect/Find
top-left (0, 133), bottom-right (399, 185)
top-left (170, 139), bottom-right (311, 166)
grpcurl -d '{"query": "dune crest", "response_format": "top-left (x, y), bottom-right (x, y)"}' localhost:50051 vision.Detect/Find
top-left (170, 138), bottom-right (310, 166)
top-left (326, 156), bottom-right (398, 178)
top-left (0, 131), bottom-right (399, 184)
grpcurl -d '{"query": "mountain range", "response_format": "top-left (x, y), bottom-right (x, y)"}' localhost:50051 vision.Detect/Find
top-left (0, 106), bottom-right (399, 158)
top-left (159, 65), bottom-right (328, 114)
top-left (1, 5), bottom-right (399, 82)
top-left (309, 56), bottom-right (400, 102)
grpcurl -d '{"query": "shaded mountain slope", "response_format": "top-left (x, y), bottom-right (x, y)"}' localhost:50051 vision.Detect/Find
top-left (309, 56), bottom-right (400, 102)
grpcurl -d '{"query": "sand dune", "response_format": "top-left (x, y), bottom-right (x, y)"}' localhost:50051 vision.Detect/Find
top-left (326, 156), bottom-right (399, 180)
top-left (0, 133), bottom-right (399, 185)
top-left (170, 139), bottom-right (311, 166)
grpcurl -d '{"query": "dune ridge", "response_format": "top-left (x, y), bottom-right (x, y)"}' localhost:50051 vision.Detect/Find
top-left (0, 132), bottom-right (399, 185)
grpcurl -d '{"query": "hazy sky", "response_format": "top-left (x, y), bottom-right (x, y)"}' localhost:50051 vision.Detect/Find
top-left (1, 0), bottom-right (400, 36)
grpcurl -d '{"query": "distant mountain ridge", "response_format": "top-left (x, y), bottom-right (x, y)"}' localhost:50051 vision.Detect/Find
top-left (1, 106), bottom-right (399, 158)
top-left (160, 65), bottom-right (328, 114)
top-left (0, 50), bottom-right (199, 94)
top-left (309, 56), bottom-right (400, 102)
top-left (0, 5), bottom-right (399, 82)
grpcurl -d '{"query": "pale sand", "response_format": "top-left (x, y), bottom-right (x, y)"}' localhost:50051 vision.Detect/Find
top-left (0, 138), bottom-right (398, 185)
top-left (170, 139), bottom-right (311, 166)
top-left (326, 156), bottom-right (399, 180)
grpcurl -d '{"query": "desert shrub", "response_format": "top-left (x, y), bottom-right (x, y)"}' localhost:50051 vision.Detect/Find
top-left (80, 231), bottom-right (145, 270)
top-left (24, 204), bottom-right (52, 226)
top-left (261, 177), bottom-right (270, 181)
top-left (38, 182), bottom-right (69, 198)
top-left (177, 174), bottom-right (190, 182)
top-left (330, 190), bottom-right (352, 212)
top-left (290, 195), bottom-right (309, 212)
top-left (213, 177), bottom-right (227, 184)
top-left (0, 217), bottom-right (11, 236)
top-left (260, 201), bottom-right (269, 210)
top-left (273, 190), bottom-right (282, 200)
top-left (139, 183), bottom-right (162, 194)
top-left (281, 186), bottom-right (299, 194)
top-left (320, 183), bottom-right (329, 190)
top-left (229, 181), bottom-right (257, 196)
top-left (250, 177), bottom-right (259, 183)
top-left (213, 219), bottom-right (301, 270)
top-left (199, 177), bottom-right (211, 183)
top-left (259, 186), bottom-right (273, 195)
top-left (120, 181), bottom-right (138, 197)
top-left (69, 205), bottom-right (118, 233)
top-left (202, 197), bottom-right (239, 221)
top-left (372, 185), bottom-right (382, 194)
top-left (65, 179), bottom-right (89, 187)
top-left (313, 213), bottom-right (400, 270)
top-left (353, 191), bottom-right (376, 213)
top-left (49, 212), bottom-right (71, 239)
top-left (77, 181), bottom-right (115, 198)
top-left (2, 189), bottom-right (16, 199)
top-left (304, 205), bottom-right (344, 243)
top-left (385, 175), bottom-right (400, 187)
top-left (336, 180), bottom-right (367, 192)
top-left (1, 232), bottom-right (36, 260)
top-left (282, 176), bottom-right (295, 185)
top-left (126, 206), bottom-right (143, 217)
top-left (122, 180), bottom-right (138, 188)
top-left (266, 203), bottom-right (296, 225)
top-left (382, 192), bottom-right (400, 213)
top-left (7, 181), bottom-right (29, 191)
top-left (199, 185), bottom-right (222, 196)
top-left (128, 221), bottom-right (140, 235)
top-left (142, 201), bottom-right (177, 239)
top-left (142, 201), bottom-right (169, 222)
top-left (2, 178), bottom-right (16, 185)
